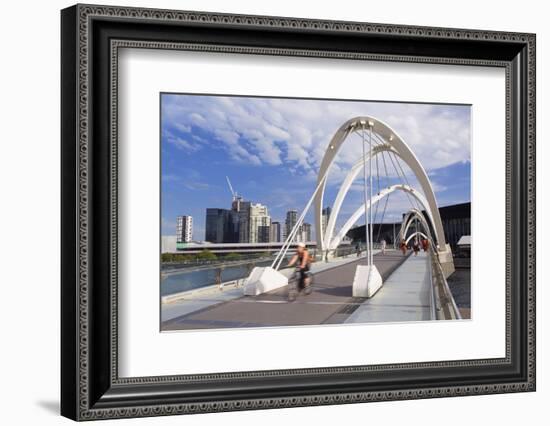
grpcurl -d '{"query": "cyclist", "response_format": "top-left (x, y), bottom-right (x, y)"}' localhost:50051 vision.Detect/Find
top-left (287, 242), bottom-right (313, 299)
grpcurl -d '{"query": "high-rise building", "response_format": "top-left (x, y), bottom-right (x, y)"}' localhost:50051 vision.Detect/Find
top-left (285, 209), bottom-right (298, 241)
top-left (231, 195), bottom-right (243, 213)
top-left (270, 221), bottom-right (282, 243)
top-left (237, 201), bottom-right (251, 243)
top-left (249, 203), bottom-right (270, 244)
top-left (205, 209), bottom-right (226, 243)
top-left (176, 215), bottom-right (193, 243)
top-left (227, 210), bottom-right (240, 243)
top-left (258, 225), bottom-right (271, 243)
top-left (205, 208), bottom-right (238, 243)
top-left (302, 222), bottom-right (312, 242)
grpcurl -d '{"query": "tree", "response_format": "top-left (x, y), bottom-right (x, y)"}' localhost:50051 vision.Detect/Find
top-left (225, 252), bottom-right (241, 261)
top-left (197, 249), bottom-right (217, 261)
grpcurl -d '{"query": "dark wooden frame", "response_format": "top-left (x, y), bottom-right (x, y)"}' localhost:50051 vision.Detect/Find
top-left (61, 3), bottom-right (536, 421)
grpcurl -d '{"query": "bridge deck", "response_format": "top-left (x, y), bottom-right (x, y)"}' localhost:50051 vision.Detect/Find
top-left (162, 250), bottom-right (411, 331)
top-left (344, 251), bottom-right (433, 323)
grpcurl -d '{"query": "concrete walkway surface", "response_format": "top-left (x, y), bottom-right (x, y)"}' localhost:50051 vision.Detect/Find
top-left (162, 250), bottom-right (412, 331)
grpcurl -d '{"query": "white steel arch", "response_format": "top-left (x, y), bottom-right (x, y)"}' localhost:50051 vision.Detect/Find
top-left (314, 116), bottom-right (448, 255)
top-left (323, 143), bottom-right (398, 249)
top-left (405, 231), bottom-right (429, 245)
top-left (399, 208), bottom-right (434, 244)
top-left (329, 184), bottom-right (436, 250)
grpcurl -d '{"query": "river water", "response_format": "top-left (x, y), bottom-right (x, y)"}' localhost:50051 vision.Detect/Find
top-left (161, 260), bottom-right (273, 296)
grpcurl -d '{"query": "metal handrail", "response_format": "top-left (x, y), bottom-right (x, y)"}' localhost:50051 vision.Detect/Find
top-left (404, 226), bottom-right (461, 321)
top-left (429, 247), bottom-right (462, 320)
top-left (426, 253), bottom-right (437, 320)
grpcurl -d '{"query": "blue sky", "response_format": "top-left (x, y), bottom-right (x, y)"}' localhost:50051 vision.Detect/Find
top-left (161, 94), bottom-right (471, 239)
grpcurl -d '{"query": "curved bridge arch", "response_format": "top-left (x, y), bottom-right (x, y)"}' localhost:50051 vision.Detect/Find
top-left (329, 184), bottom-right (436, 250)
top-left (399, 208), bottom-right (435, 245)
top-left (314, 116), bottom-right (447, 254)
top-left (405, 231), bottom-right (429, 245)
top-left (323, 143), bottom-right (398, 249)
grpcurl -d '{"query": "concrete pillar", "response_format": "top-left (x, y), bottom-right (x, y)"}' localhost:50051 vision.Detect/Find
top-left (438, 244), bottom-right (455, 278)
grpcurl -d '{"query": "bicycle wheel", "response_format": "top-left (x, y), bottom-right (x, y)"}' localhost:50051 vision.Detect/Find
top-left (288, 272), bottom-right (298, 302)
top-left (303, 272), bottom-right (313, 295)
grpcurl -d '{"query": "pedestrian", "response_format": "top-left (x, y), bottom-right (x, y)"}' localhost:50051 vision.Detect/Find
top-left (380, 239), bottom-right (386, 255)
top-left (422, 238), bottom-right (429, 252)
top-left (413, 239), bottom-right (420, 256)
top-left (400, 239), bottom-right (407, 255)
top-left (356, 243), bottom-right (361, 257)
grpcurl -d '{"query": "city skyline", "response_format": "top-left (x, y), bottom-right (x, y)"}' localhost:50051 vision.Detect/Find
top-left (161, 94), bottom-right (471, 239)
top-left (174, 201), bottom-right (316, 244)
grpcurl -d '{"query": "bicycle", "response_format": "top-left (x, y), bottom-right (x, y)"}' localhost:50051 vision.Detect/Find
top-left (288, 266), bottom-right (314, 302)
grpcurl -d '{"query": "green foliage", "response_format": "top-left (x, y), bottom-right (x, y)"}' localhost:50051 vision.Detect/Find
top-left (225, 252), bottom-right (241, 261)
top-left (161, 253), bottom-right (197, 263)
top-left (197, 249), bottom-right (217, 261)
top-left (162, 250), bottom-right (276, 264)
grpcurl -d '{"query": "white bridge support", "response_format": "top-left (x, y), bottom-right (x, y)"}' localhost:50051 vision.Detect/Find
top-left (353, 264), bottom-right (383, 298)
top-left (314, 116), bottom-right (454, 278)
top-left (243, 267), bottom-right (288, 296)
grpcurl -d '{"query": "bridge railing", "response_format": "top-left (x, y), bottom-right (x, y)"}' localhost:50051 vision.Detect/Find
top-left (429, 248), bottom-right (462, 320)
top-left (426, 254), bottom-right (437, 320)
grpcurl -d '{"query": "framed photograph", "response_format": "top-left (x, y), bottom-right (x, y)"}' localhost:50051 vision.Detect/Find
top-left (61, 4), bottom-right (536, 421)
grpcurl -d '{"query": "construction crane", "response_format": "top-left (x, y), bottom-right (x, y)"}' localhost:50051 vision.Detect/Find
top-left (226, 176), bottom-right (238, 201)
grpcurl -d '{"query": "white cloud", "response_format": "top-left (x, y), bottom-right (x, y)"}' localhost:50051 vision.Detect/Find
top-left (189, 112), bottom-right (207, 126)
top-left (162, 94), bottom-right (470, 184)
top-left (173, 123), bottom-right (191, 133)
top-left (184, 182), bottom-right (210, 191)
top-left (164, 130), bottom-right (201, 153)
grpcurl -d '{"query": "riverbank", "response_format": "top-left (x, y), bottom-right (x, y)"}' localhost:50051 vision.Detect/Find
top-left (161, 255), bottom-right (274, 274)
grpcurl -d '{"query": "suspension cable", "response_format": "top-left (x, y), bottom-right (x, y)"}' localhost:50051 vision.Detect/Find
top-left (272, 125), bottom-right (371, 269)
top-left (361, 126), bottom-right (370, 263)
top-left (386, 149), bottom-right (418, 211)
top-left (393, 152), bottom-right (425, 213)
top-left (372, 141), bottom-right (381, 237)
top-left (373, 131), bottom-right (425, 214)
top-left (369, 125), bottom-right (374, 266)
top-left (353, 130), bottom-right (401, 249)
top-left (370, 132), bottom-right (415, 207)
top-left (375, 191), bottom-right (391, 244)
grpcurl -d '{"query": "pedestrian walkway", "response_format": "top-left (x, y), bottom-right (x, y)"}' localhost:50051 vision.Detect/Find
top-left (162, 286), bottom-right (243, 322)
top-left (344, 251), bottom-right (433, 324)
top-left (161, 250), bottom-right (410, 331)
top-left (161, 251), bottom-right (379, 323)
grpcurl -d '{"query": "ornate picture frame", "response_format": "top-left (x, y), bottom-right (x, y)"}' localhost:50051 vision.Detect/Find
top-left (61, 4), bottom-right (535, 421)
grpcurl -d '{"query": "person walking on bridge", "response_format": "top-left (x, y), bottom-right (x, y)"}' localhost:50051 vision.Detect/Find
top-left (288, 242), bottom-right (313, 300)
top-left (380, 238), bottom-right (387, 255)
top-left (413, 239), bottom-right (420, 256)
top-left (421, 238), bottom-right (430, 252)
top-left (400, 239), bottom-right (407, 255)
